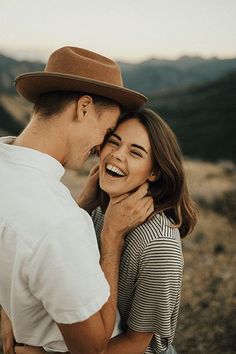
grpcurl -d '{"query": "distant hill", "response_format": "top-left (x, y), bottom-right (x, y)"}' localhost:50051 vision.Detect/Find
top-left (0, 53), bottom-right (44, 94)
top-left (119, 56), bottom-right (236, 94)
top-left (0, 101), bottom-right (25, 135)
top-left (1, 53), bottom-right (236, 95)
top-left (148, 71), bottom-right (236, 162)
top-left (0, 53), bottom-right (236, 161)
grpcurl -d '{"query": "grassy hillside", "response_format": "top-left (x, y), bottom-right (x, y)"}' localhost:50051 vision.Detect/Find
top-left (0, 95), bottom-right (32, 135)
top-left (149, 71), bottom-right (236, 162)
top-left (0, 101), bottom-right (24, 135)
top-left (0, 54), bottom-right (44, 94)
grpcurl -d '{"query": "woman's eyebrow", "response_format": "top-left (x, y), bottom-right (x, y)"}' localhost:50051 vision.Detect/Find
top-left (111, 133), bottom-right (148, 154)
top-left (131, 144), bottom-right (148, 154)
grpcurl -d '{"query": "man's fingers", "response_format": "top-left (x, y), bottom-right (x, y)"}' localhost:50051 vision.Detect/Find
top-left (142, 196), bottom-right (153, 207)
top-left (145, 200), bottom-right (155, 218)
top-left (111, 192), bottom-right (131, 204)
top-left (127, 182), bottom-right (149, 201)
top-left (104, 182), bottom-right (153, 236)
top-left (112, 182), bottom-right (149, 205)
top-left (89, 164), bottom-right (99, 177)
top-left (136, 196), bottom-right (153, 212)
top-left (135, 196), bottom-right (154, 222)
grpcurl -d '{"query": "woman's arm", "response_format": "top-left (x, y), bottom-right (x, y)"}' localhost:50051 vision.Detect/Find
top-left (105, 328), bottom-right (153, 354)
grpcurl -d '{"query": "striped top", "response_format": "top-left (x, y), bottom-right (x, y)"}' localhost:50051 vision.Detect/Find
top-left (92, 207), bottom-right (184, 354)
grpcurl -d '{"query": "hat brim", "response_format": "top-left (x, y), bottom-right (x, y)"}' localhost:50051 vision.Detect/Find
top-left (15, 72), bottom-right (148, 110)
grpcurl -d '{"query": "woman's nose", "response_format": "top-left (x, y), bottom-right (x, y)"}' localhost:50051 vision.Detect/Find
top-left (112, 147), bottom-right (126, 161)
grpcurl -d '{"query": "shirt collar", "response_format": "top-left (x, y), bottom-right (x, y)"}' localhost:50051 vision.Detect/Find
top-left (0, 136), bottom-right (65, 180)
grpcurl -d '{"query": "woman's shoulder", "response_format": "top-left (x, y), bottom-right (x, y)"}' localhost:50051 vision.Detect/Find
top-left (92, 207), bottom-right (181, 249)
top-left (124, 212), bottom-right (183, 268)
top-left (128, 212), bottom-right (181, 248)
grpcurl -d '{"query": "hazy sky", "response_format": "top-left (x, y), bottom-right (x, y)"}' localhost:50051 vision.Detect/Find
top-left (0, 0), bottom-right (235, 62)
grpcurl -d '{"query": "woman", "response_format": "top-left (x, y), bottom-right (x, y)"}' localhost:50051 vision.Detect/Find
top-left (8, 108), bottom-right (196, 354)
top-left (91, 108), bottom-right (196, 353)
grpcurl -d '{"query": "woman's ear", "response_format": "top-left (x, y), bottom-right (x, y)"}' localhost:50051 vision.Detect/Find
top-left (148, 170), bottom-right (160, 182)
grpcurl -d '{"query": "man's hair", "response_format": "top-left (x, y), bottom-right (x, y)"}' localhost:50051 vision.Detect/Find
top-left (33, 91), bottom-right (119, 118)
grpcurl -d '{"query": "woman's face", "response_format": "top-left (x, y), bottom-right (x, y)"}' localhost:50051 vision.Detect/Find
top-left (99, 118), bottom-right (156, 198)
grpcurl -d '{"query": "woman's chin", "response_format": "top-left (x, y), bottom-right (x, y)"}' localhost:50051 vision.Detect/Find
top-left (101, 186), bottom-right (121, 198)
top-left (100, 182), bottom-right (124, 198)
top-left (99, 175), bottom-right (136, 197)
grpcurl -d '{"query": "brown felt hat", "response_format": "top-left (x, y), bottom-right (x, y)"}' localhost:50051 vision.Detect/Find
top-left (15, 46), bottom-right (148, 110)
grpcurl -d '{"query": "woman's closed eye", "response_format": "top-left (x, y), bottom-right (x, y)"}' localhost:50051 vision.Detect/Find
top-left (108, 139), bottom-right (143, 158)
top-left (131, 150), bottom-right (143, 158)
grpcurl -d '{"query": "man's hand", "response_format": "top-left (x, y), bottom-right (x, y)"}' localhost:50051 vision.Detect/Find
top-left (103, 182), bottom-right (154, 237)
top-left (76, 164), bottom-right (100, 213)
top-left (1, 309), bottom-right (15, 354)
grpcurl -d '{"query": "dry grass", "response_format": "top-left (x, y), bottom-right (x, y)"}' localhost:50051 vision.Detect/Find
top-left (175, 209), bottom-right (236, 353)
top-left (184, 159), bottom-right (236, 202)
top-left (0, 95), bottom-right (32, 125)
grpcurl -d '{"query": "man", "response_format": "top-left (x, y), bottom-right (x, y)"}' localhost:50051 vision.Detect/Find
top-left (0, 46), bottom-right (153, 354)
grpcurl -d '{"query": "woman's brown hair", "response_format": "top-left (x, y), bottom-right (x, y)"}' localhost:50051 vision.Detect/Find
top-left (99, 108), bottom-right (197, 238)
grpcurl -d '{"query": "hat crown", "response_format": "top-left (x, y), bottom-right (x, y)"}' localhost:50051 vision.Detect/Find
top-left (45, 46), bottom-right (124, 87)
top-left (15, 46), bottom-right (148, 109)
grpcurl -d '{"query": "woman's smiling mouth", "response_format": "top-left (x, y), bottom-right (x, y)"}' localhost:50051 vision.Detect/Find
top-left (105, 163), bottom-right (127, 178)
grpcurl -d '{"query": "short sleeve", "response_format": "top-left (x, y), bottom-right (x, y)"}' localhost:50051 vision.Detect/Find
top-left (27, 212), bottom-right (110, 324)
top-left (127, 238), bottom-right (183, 337)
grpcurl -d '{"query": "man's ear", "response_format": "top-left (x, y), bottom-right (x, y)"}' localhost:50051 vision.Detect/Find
top-left (75, 95), bottom-right (93, 122)
top-left (148, 170), bottom-right (160, 182)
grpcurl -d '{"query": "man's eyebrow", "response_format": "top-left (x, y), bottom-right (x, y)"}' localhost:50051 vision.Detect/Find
top-left (111, 133), bottom-right (148, 154)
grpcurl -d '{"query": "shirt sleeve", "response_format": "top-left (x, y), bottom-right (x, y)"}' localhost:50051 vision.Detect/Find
top-left (27, 212), bottom-right (110, 324)
top-left (127, 238), bottom-right (183, 337)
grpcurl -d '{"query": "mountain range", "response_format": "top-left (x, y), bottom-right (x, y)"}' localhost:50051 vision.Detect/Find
top-left (119, 56), bottom-right (236, 95)
top-left (0, 53), bottom-right (235, 161)
top-left (149, 71), bottom-right (236, 162)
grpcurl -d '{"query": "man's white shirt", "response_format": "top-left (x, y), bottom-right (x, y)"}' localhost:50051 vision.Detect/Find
top-left (0, 137), bottom-right (110, 352)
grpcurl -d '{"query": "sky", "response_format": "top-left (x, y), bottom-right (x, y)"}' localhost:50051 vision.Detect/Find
top-left (0, 0), bottom-right (236, 63)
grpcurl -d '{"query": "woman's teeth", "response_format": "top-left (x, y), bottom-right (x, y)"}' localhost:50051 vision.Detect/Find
top-left (106, 164), bottom-right (126, 177)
